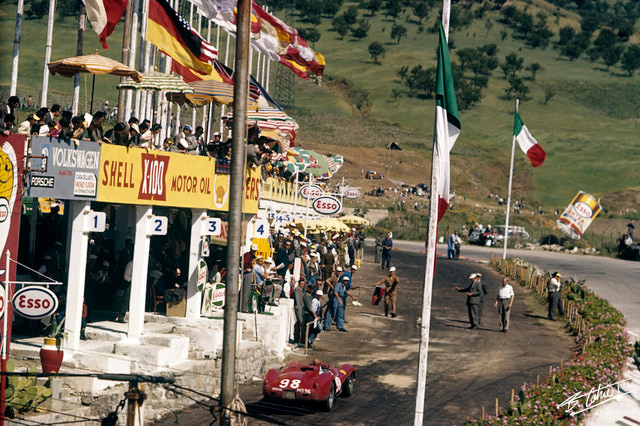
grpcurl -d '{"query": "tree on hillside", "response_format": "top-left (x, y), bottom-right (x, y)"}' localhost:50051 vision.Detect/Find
top-left (412, 0), bottom-right (430, 25)
top-left (299, 28), bottom-right (321, 44)
top-left (384, 0), bottom-right (402, 22)
top-left (332, 15), bottom-right (350, 39)
top-left (621, 45), bottom-right (640, 76)
top-left (323, 0), bottom-right (344, 17)
top-left (391, 24), bottom-right (408, 44)
top-left (557, 26), bottom-right (576, 48)
top-left (504, 76), bottom-right (530, 101)
top-left (351, 18), bottom-right (371, 41)
top-left (500, 53), bottom-right (523, 79)
top-left (401, 65), bottom-right (435, 98)
top-left (368, 41), bottom-right (386, 64)
top-left (363, 0), bottom-right (382, 16)
top-left (602, 43), bottom-right (624, 70)
top-left (344, 6), bottom-right (359, 26)
top-left (525, 12), bottom-right (553, 49)
top-left (526, 63), bottom-right (542, 80)
top-left (485, 19), bottom-right (493, 37)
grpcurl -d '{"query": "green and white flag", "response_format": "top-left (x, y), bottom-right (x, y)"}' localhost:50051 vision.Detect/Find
top-left (434, 23), bottom-right (461, 221)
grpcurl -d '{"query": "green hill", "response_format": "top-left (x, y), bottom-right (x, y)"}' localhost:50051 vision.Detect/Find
top-left (1, 0), bottom-right (639, 235)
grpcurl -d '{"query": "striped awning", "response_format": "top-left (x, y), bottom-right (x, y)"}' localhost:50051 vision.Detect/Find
top-left (166, 80), bottom-right (258, 108)
top-left (117, 71), bottom-right (193, 92)
top-left (48, 52), bottom-right (142, 82)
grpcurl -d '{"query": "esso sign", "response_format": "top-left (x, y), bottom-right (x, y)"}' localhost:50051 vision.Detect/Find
top-left (300, 185), bottom-right (323, 199)
top-left (313, 196), bottom-right (342, 215)
top-left (13, 287), bottom-right (59, 319)
top-left (344, 188), bottom-right (360, 199)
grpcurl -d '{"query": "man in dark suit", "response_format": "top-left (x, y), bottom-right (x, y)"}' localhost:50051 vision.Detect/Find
top-left (455, 273), bottom-right (483, 329)
top-left (476, 273), bottom-right (488, 325)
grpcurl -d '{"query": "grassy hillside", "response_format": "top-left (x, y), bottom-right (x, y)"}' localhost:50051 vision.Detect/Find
top-left (1, 0), bottom-right (639, 224)
top-left (288, 0), bottom-right (640, 216)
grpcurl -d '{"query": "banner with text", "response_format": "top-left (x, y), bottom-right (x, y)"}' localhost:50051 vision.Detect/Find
top-left (28, 137), bottom-right (101, 199)
top-left (97, 144), bottom-right (259, 213)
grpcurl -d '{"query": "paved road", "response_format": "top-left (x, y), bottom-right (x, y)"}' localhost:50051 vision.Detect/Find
top-left (394, 241), bottom-right (640, 339)
top-left (154, 244), bottom-right (575, 425)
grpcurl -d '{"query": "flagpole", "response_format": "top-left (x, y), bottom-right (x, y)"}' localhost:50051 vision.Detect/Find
top-left (10, 0), bottom-right (24, 96)
top-left (503, 99), bottom-right (519, 259)
top-left (41, 0), bottom-right (56, 108)
top-left (414, 2), bottom-right (450, 424)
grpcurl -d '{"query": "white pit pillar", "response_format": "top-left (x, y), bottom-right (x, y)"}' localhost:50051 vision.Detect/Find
top-left (185, 209), bottom-right (206, 318)
top-left (126, 205), bottom-right (153, 341)
top-left (64, 201), bottom-right (91, 353)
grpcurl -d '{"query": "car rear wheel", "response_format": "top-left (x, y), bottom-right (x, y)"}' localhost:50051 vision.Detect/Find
top-left (322, 384), bottom-right (335, 411)
top-left (342, 374), bottom-right (354, 397)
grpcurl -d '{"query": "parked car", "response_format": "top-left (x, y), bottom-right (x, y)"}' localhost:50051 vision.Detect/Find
top-left (495, 226), bottom-right (530, 241)
top-left (468, 229), bottom-right (496, 246)
top-left (366, 170), bottom-right (384, 179)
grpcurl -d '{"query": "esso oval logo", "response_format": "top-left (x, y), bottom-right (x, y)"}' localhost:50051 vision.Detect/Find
top-left (0, 199), bottom-right (9, 223)
top-left (12, 287), bottom-right (59, 319)
top-left (313, 196), bottom-right (342, 215)
top-left (344, 188), bottom-right (360, 199)
top-left (300, 185), bottom-right (323, 200)
top-left (574, 202), bottom-right (593, 218)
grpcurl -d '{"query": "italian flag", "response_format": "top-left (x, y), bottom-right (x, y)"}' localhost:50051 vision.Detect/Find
top-left (435, 23), bottom-right (461, 222)
top-left (514, 109), bottom-right (546, 167)
top-left (83, 0), bottom-right (128, 49)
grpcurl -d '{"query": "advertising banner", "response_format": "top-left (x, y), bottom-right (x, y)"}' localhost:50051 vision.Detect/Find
top-left (28, 137), bottom-right (100, 199)
top-left (557, 191), bottom-right (602, 240)
top-left (0, 134), bottom-right (26, 355)
top-left (97, 144), bottom-right (259, 213)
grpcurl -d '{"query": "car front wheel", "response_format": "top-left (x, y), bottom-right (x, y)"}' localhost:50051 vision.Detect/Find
top-left (342, 374), bottom-right (354, 397)
top-left (322, 384), bottom-right (335, 411)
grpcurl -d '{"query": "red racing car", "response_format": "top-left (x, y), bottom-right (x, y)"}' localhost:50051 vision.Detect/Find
top-left (262, 359), bottom-right (356, 411)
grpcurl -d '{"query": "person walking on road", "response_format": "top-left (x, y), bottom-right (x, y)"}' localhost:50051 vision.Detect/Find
top-left (547, 272), bottom-right (564, 321)
top-left (381, 232), bottom-right (393, 270)
top-left (455, 273), bottom-right (483, 329)
top-left (375, 266), bottom-right (399, 317)
top-left (447, 232), bottom-right (461, 259)
top-left (494, 278), bottom-right (514, 333)
top-left (374, 232), bottom-right (384, 263)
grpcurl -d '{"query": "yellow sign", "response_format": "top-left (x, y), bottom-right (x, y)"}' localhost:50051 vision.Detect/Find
top-left (261, 177), bottom-right (296, 204)
top-left (97, 145), bottom-right (258, 213)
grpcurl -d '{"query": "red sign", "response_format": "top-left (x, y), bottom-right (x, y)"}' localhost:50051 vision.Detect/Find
top-left (312, 196), bottom-right (342, 215)
top-left (138, 153), bottom-right (169, 201)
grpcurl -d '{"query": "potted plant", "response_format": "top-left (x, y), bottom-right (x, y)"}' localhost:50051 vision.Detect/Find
top-left (39, 315), bottom-right (66, 374)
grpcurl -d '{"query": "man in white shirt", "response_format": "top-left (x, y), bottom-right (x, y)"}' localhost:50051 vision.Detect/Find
top-left (494, 278), bottom-right (514, 333)
top-left (547, 272), bottom-right (564, 321)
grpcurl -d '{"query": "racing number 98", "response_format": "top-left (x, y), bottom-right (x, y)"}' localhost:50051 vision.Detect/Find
top-left (279, 379), bottom-right (301, 389)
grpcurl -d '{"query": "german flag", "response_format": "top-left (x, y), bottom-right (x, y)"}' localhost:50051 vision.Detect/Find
top-left (146, 0), bottom-right (213, 76)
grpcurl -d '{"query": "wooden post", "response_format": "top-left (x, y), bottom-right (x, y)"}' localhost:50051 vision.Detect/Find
top-left (495, 398), bottom-right (499, 416)
top-left (481, 407), bottom-right (485, 418)
top-left (510, 389), bottom-right (514, 404)
top-left (536, 374), bottom-right (540, 386)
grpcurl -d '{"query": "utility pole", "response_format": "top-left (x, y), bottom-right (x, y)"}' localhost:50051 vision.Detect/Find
top-left (117, 0), bottom-right (133, 122)
top-left (220, 0), bottom-right (251, 423)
